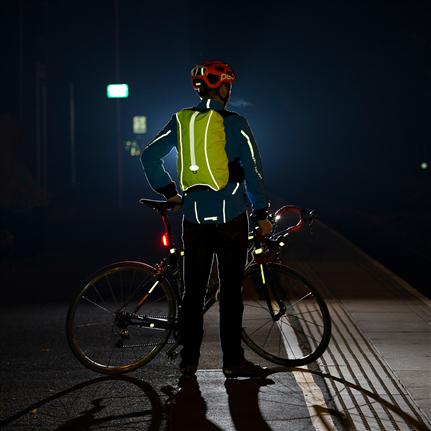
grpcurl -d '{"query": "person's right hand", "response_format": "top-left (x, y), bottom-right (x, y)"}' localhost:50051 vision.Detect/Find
top-left (257, 219), bottom-right (273, 237)
top-left (167, 194), bottom-right (182, 210)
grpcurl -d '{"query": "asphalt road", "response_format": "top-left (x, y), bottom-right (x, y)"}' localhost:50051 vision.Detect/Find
top-left (2, 207), bottom-right (428, 430)
top-left (0, 304), bottom-right (345, 431)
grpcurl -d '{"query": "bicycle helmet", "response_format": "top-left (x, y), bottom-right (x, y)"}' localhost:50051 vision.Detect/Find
top-left (191, 60), bottom-right (236, 91)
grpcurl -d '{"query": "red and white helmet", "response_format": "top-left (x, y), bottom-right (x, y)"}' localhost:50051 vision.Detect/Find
top-left (191, 60), bottom-right (236, 91)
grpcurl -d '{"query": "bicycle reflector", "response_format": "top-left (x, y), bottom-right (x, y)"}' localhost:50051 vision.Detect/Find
top-left (161, 233), bottom-right (169, 247)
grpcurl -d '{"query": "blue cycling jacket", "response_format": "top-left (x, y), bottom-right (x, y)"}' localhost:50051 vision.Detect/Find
top-left (141, 98), bottom-right (269, 224)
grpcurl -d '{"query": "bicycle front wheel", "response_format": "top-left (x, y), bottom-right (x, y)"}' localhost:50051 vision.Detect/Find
top-left (241, 262), bottom-right (331, 366)
top-left (66, 261), bottom-right (176, 374)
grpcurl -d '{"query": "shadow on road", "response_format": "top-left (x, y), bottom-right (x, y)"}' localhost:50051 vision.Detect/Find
top-left (266, 366), bottom-right (430, 431)
top-left (0, 375), bottom-right (163, 431)
top-left (224, 377), bottom-right (276, 431)
top-left (2, 367), bottom-right (428, 430)
top-left (162, 376), bottom-right (223, 430)
top-left (162, 375), bottom-right (277, 431)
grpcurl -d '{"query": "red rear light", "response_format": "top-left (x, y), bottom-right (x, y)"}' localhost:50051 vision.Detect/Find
top-left (161, 233), bottom-right (169, 247)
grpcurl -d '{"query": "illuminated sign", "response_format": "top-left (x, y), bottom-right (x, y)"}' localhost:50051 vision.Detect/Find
top-left (106, 84), bottom-right (129, 98)
top-left (133, 116), bottom-right (147, 134)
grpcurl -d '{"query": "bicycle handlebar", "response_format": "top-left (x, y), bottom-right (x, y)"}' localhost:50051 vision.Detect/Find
top-left (253, 205), bottom-right (317, 241)
top-left (251, 205), bottom-right (318, 263)
top-left (273, 205), bottom-right (318, 237)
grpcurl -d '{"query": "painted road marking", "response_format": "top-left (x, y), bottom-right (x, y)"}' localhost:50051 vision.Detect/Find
top-left (277, 309), bottom-right (337, 431)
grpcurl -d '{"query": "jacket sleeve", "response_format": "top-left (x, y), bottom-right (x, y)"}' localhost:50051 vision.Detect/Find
top-left (238, 117), bottom-right (270, 219)
top-left (140, 115), bottom-right (179, 198)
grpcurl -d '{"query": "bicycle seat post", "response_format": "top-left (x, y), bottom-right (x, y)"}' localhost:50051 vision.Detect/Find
top-left (158, 209), bottom-right (179, 265)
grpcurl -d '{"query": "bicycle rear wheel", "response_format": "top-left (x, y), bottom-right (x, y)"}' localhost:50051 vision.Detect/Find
top-left (241, 262), bottom-right (331, 366)
top-left (66, 261), bottom-right (176, 374)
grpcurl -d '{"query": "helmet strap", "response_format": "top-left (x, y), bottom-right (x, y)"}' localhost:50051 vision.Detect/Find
top-left (216, 84), bottom-right (231, 105)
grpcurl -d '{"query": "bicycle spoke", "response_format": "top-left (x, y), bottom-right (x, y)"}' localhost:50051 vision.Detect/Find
top-left (88, 282), bottom-right (113, 312)
top-left (122, 273), bottom-right (154, 309)
top-left (245, 318), bottom-right (273, 337)
top-left (75, 321), bottom-right (107, 328)
top-left (105, 275), bottom-right (119, 305)
top-left (278, 318), bottom-right (322, 345)
top-left (120, 270), bottom-right (125, 305)
top-left (243, 302), bottom-right (270, 311)
top-left (277, 320), bottom-right (298, 358)
top-left (124, 280), bottom-right (149, 309)
top-left (285, 313), bottom-right (325, 329)
top-left (262, 320), bottom-right (275, 349)
top-left (284, 292), bottom-right (313, 312)
top-left (288, 308), bottom-right (323, 316)
top-left (82, 295), bottom-right (115, 315)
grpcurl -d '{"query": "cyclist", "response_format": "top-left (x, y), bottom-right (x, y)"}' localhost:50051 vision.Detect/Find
top-left (141, 60), bottom-right (272, 378)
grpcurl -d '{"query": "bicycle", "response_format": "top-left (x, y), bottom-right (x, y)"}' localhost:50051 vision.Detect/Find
top-left (66, 199), bottom-right (331, 375)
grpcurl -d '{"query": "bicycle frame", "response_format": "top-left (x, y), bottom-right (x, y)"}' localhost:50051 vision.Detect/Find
top-left (137, 200), bottom-right (317, 353)
top-left (66, 198), bottom-right (328, 374)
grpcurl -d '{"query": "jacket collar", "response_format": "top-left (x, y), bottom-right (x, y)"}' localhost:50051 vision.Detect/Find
top-left (197, 98), bottom-right (225, 111)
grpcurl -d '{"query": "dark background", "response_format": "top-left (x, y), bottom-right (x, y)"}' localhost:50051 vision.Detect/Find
top-left (1, 0), bottom-right (430, 300)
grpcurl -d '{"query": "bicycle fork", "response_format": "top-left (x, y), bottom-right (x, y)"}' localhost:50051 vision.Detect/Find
top-left (258, 264), bottom-right (286, 321)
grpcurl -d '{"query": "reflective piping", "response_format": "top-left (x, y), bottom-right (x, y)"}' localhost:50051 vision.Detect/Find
top-left (204, 216), bottom-right (218, 221)
top-left (189, 111), bottom-right (200, 171)
top-left (149, 129), bottom-right (172, 146)
top-left (175, 114), bottom-right (185, 190)
top-left (240, 129), bottom-right (263, 179)
top-left (206, 99), bottom-right (211, 109)
top-left (204, 111), bottom-right (220, 189)
top-left (148, 280), bottom-right (160, 293)
top-left (260, 264), bottom-right (266, 285)
top-left (232, 182), bottom-right (240, 195)
top-left (194, 201), bottom-right (201, 224)
top-left (222, 200), bottom-right (226, 223)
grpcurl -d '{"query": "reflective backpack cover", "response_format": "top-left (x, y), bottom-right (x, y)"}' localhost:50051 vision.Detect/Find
top-left (175, 109), bottom-right (229, 191)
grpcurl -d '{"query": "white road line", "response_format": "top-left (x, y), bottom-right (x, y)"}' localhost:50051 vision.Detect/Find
top-left (277, 310), bottom-right (337, 430)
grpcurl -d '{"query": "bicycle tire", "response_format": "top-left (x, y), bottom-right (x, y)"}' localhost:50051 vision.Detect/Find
top-left (241, 262), bottom-right (331, 366)
top-left (66, 261), bottom-right (176, 375)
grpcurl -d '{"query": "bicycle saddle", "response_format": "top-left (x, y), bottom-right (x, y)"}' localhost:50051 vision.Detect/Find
top-left (139, 198), bottom-right (177, 212)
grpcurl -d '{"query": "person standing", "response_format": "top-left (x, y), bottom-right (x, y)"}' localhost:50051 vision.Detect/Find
top-left (141, 60), bottom-right (272, 378)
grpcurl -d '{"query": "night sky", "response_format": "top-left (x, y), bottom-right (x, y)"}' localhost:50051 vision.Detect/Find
top-left (1, 1), bottom-right (430, 293)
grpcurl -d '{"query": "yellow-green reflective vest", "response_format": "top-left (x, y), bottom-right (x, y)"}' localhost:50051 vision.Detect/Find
top-left (175, 109), bottom-right (229, 191)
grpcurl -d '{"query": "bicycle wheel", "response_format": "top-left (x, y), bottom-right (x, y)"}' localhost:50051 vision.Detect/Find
top-left (241, 262), bottom-right (331, 366)
top-left (66, 261), bottom-right (176, 374)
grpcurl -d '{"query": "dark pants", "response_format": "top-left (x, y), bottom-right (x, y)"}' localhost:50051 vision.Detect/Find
top-left (180, 212), bottom-right (249, 366)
